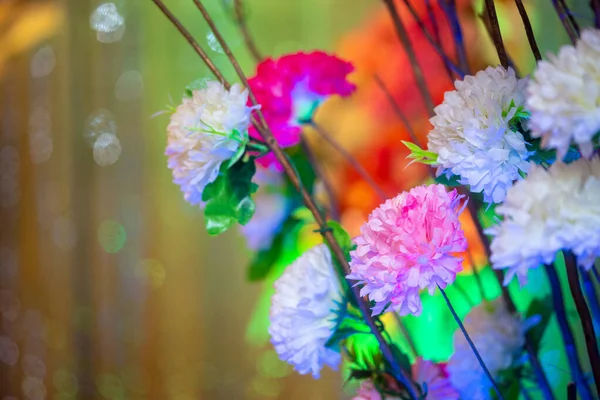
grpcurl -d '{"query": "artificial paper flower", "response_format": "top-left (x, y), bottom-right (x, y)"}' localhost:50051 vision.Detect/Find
top-left (348, 184), bottom-right (467, 316)
top-left (269, 244), bottom-right (343, 378)
top-left (427, 66), bottom-right (530, 204)
top-left (447, 300), bottom-right (526, 400)
top-left (248, 51), bottom-right (356, 168)
top-left (488, 156), bottom-right (600, 286)
top-left (166, 82), bottom-right (255, 205)
top-left (239, 166), bottom-right (289, 251)
top-left (527, 28), bottom-right (600, 160)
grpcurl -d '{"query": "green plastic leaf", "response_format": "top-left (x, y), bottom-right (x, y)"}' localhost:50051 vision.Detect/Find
top-left (184, 78), bottom-right (210, 98)
top-left (226, 130), bottom-right (249, 168)
top-left (524, 295), bottom-right (553, 354)
top-left (285, 145), bottom-right (317, 198)
top-left (434, 173), bottom-right (461, 187)
top-left (401, 141), bottom-right (438, 166)
top-left (327, 221), bottom-right (353, 253)
top-left (247, 217), bottom-right (301, 281)
top-left (202, 158), bottom-right (257, 236)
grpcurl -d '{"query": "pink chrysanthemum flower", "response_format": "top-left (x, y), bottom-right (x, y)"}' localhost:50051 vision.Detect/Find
top-left (348, 184), bottom-right (467, 316)
top-left (248, 51), bottom-right (356, 169)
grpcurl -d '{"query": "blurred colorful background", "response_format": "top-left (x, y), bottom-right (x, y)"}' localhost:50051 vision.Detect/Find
top-left (0, 0), bottom-right (594, 398)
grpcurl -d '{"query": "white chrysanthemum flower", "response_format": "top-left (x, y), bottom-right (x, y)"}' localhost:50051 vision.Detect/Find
top-left (447, 300), bottom-right (526, 400)
top-left (428, 66), bottom-right (530, 204)
top-left (240, 167), bottom-right (289, 250)
top-left (166, 82), bottom-right (255, 205)
top-left (527, 28), bottom-right (600, 160)
top-left (488, 156), bottom-right (600, 286)
top-left (269, 244), bottom-right (343, 378)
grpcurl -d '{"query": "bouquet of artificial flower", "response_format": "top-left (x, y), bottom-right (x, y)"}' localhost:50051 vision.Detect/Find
top-left (153, 0), bottom-right (600, 398)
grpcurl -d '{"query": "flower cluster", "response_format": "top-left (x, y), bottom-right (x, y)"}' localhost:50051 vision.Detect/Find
top-left (489, 156), bottom-right (600, 286)
top-left (248, 51), bottom-right (356, 169)
top-left (427, 66), bottom-right (530, 204)
top-left (447, 300), bottom-right (526, 400)
top-left (527, 28), bottom-right (600, 160)
top-left (166, 82), bottom-right (255, 204)
top-left (268, 244), bottom-right (343, 378)
top-left (348, 184), bottom-right (467, 316)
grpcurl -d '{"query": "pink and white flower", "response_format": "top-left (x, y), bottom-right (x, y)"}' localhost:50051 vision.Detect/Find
top-left (348, 184), bottom-right (467, 316)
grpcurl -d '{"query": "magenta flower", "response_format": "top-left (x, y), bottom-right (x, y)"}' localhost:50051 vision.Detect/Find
top-left (248, 51), bottom-right (356, 168)
top-left (348, 184), bottom-right (467, 316)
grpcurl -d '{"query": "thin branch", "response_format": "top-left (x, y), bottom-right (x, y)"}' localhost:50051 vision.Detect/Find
top-left (151, 0), bottom-right (227, 85)
top-left (188, 1), bottom-right (417, 395)
top-left (233, 0), bottom-right (262, 63)
top-left (559, 0), bottom-right (581, 35)
top-left (581, 269), bottom-right (600, 334)
top-left (514, 0), bottom-right (542, 61)
top-left (483, 0), bottom-right (509, 68)
top-left (373, 74), bottom-right (420, 146)
top-left (300, 138), bottom-right (340, 221)
top-left (439, 286), bottom-right (504, 399)
top-left (564, 252), bottom-right (600, 397)
top-left (438, 0), bottom-right (470, 75)
top-left (552, 0), bottom-right (578, 44)
top-left (592, 0), bottom-right (600, 28)
top-left (309, 120), bottom-right (388, 201)
top-left (382, 0), bottom-right (435, 116)
top-left (479, 11), bottom-right (520, 76)
top-left (424, 0), bottom-right (455, 80)
top-left (544, 262), bottom-right (593, 400)
top-left (399, 0), bottom-right (465, 78)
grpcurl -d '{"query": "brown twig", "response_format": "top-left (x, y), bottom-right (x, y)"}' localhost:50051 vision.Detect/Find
top-left (514, 0), bottom-right (542, 61)
top-left (483, 0), bottom-right (509, 68)
top-left (564, 251), bottom-right (600, 397)
top-left (382, 0), bottom-right (435, 116)
top-left (559, 0), bottom-right (581, 35)
top-left (373, 74), bottom-right (419, 146)
top-left (151, 0), bottom-right (227, 85)
top-left (399, 0), bottom-right (464, 78)
top-left (309, 121), bottom-right (388, 201)
top-left (479, 11), bottom-right (520, 76)
top-left (188, 0), bottom-right (417, 395)
top-left (552, 0), bottom-right (578, 44)
top-left (300, 138), bottom-right (340, 221)
top-left (233, 0), bottom-right (262, 63)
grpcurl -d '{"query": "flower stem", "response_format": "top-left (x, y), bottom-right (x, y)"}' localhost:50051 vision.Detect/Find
top-left (544, 262), bottom-right (593, 400)
top-left (382, 0), bottom-right (435, 116)
top-left (309, 120), bottom-right (389, 201)
top-left (483, 0), bottom-right (509, 69)
top-left (300, 138), bottom-right (340, 221)
top-left (187, 1), bottom-right (418, 396)
top-left (514, 0), bottom-right (542, 61)
top-left (581, 269), bottom-right (600, 335)
top-left (563, 251), bottom-right (600, 396)
top-left (438, 285), bottom-right (504, 399)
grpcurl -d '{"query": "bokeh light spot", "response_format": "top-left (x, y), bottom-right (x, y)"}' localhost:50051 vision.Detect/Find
top-left (206, 32), bottom-right (224, 53)
top-left (90, 3), bottom-right (126, 43)
top-left (22, 376), bottom-right (47, 400)
top-left (257, 350), bottom-right (290, 378)
top-left (30, 46), bottom-right (56, 78)
top-left (136, 259), bottom-right (166, 289)
top-left (53, 369), bottom-right (79, 396)
top-left (97, 220), bottom-right (127, 253)
top-left (0, 335), bottom-right (19, 366)
top-left (84, 109), bottom-right (117, 147)
top-left (95, 373), bottom-right (124, 400)
top-left (115, 71), bottom-right (144, 101)
top-left (0, 290), bottom-right (20, 321)
top-left (93, 133), bottom-right (122, 166)
top-left (250, 375), bottom-right (281, 398)
top-left (22, 354), bottom-right (46, 379)
top-left (52, 216), bottom-right (78, 251)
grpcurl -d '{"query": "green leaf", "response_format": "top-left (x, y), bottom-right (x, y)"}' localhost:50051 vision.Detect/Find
top-left (285, 145), bottom-right (317, 198)
top-left (524, 295), bottom-right (553, 354)
top-left (184, 78), bottom-right (210, 98)
top-left (401, 141), bottom-right (438, 166)
top-left (247, 217), bottom-right (300, 281)
top-left (434, 173), bottom-right (461, 187)
top-left (327, 221), bottom-right (353, 253)
top-left (202, 158), bottom-right (257, 236)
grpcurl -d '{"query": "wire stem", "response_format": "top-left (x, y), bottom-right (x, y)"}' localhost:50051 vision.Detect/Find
top-left (514, 0), bottom-right (542, 61)
top-left (483, 0), bottom-right (509, 68)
